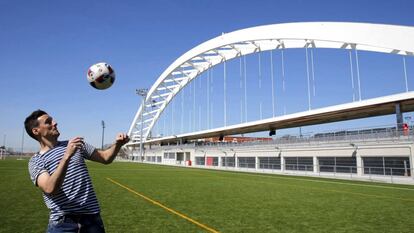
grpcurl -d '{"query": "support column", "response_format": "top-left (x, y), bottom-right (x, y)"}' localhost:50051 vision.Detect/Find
top-left (410, 145), bottom-right (414, 180)
top-left (313, 156), bottom-right (319, 174)
top-left (356, 152), bottom-right (363, 176)
top-left (235, 153), bottom-right (238, 168)
top-left (396, 103), bottom-right (403, 131)
top-left (255, 156), bottom-right (259, 170)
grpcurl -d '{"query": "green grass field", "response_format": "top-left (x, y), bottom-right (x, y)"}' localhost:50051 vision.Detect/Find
top-left (1, 158), bottom-right (414, 233)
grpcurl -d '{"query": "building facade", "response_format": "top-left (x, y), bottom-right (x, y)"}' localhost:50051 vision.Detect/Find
top-left (129, 131), bottom-right (414, 185)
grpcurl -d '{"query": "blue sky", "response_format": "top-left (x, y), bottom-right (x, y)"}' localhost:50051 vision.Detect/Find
top-left (1, 0), bottom-right (414, 152)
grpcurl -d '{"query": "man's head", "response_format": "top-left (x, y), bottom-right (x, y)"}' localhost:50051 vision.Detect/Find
top-left (24, 110), bottom-right (60, 141)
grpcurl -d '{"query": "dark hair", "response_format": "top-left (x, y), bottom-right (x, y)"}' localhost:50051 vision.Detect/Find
top-left (24, 110), bottom-right (47, 140)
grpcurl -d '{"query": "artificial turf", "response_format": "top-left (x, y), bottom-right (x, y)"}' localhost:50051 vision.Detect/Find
top-left (1, 158), bottom-right (413, 233)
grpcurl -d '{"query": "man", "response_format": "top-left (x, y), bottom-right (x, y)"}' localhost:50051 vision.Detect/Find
top-left (24, 109), bottom-right (129, 233)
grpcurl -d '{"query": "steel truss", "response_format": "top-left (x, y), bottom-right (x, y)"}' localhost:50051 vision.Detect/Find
top-left (128, 22), bottom-right (414, 146)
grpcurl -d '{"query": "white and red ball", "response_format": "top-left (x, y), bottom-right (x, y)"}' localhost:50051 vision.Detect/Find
top-left (87, 62), bottom-right (115, 90)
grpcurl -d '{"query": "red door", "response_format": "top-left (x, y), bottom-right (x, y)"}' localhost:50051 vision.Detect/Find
top-left (206, 157), bottom-right (213, 166)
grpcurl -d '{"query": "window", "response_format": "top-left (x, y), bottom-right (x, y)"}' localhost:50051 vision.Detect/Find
top-left (363, 157), bottom-right (384, 175)
top-left (238, 157), bottom-right (256, 168)
top-left (259, 157), bottom-right (281, 170)
top-left (285, 157), bottom-right (313, 171)
top-left (363, 157), bottom-right (411, 176)
top-left (221, 157), bottom-right (235, 167)
top-left (164, 152), bottom-right (175, 159)
top-left (212, 157), bottom-right (219, 166)
top-left (319, 157), bottom-right (335, 172)
top-left (206, 157), bottom-right (219, 166)
top-left (195, 157), bottom-right (205, 165)
top-left (319, 157), bottom-right (356, 173)
top-left (336, 157), bottom-right (357, 173)
top-left (169, 152), bottom-right (175, 159)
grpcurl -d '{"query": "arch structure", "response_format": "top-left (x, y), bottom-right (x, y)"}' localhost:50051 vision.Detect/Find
top-left (127, 22), bottom-right (414, 145)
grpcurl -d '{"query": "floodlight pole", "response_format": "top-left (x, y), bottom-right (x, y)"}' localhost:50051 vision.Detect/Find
top-left (136, 88), bottom-right (148, 162)
top-left (101, 120), bottom-right (105, 150)
top-left (2, 134), bottom-right (5, 160)
top-left (20, 127), bottom-right (24, 159)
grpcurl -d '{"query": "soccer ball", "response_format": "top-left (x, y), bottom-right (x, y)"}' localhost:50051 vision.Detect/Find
top-left (87, 62), bottom-right (116, 90)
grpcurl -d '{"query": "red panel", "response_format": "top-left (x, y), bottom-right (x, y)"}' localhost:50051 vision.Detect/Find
top-left (206, 157), bottom-right (213, 166)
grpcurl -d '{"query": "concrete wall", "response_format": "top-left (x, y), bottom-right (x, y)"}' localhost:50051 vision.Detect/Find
top-left (133, 140), bottom-right (414, 185)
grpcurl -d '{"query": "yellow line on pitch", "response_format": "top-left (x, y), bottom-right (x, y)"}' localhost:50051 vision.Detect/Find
top-left (106, 178), bottom-right (219, 233)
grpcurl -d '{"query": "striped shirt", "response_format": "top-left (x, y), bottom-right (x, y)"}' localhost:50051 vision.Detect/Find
top-left (28, 141), bottom-right (100, 221)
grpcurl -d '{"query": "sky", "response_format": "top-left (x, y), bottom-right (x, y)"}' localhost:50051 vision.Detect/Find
top-left (1, 0), bottom-right (414, 152)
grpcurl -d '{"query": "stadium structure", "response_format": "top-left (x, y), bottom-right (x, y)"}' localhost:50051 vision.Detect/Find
top-left (126, 22), bottom-right (414, 185)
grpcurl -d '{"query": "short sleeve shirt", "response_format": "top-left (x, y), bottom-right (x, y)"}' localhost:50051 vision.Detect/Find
top-left (28, 141), bottom-right (100, 221)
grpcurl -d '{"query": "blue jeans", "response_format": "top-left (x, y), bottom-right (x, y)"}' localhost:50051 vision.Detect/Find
top-left (47, 213), bottom-right (105, 233)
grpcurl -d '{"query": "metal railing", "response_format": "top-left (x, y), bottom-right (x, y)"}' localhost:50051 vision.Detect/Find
top-left (364, 166), bottom-right (411, 176)
top-left (138, 156), bottom-right (414, 183)
top-left (319, 165), bottom-right (357, 174)
top-left (193, 126), bottom-right (414, 149)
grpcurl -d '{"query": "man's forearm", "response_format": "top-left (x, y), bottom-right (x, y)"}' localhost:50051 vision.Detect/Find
top-left (100, 143), bottom-right (122, 164)
top-left (43, 155), bottom-right (71, 195)
top-left (91, 133), bottom-right (129, 164)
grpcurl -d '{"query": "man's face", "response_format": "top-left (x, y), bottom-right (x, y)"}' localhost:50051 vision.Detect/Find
top-left (33, 114), bottom-right (60, 140)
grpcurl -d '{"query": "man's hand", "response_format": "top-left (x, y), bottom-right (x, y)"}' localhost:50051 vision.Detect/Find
top-left (115, 133), bottom-right (130, 147)
top-left (65, 137), bottom-right (84, 158)
top-left (38, 136), bottom-right (84, 195)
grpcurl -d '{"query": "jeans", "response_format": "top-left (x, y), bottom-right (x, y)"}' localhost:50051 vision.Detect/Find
top-left (47, 213), bottom-right (105, 233)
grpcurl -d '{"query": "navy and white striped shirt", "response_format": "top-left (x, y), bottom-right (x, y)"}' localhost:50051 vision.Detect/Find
top-left (28, 141), bottom-right (100, 221)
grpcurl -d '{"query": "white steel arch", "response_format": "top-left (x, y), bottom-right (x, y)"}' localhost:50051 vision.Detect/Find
top-left (128, 22), bottom-right (414, 144)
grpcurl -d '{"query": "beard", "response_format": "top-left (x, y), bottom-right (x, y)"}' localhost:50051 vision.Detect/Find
top-left (53, 128), bottom-right (60, 137)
